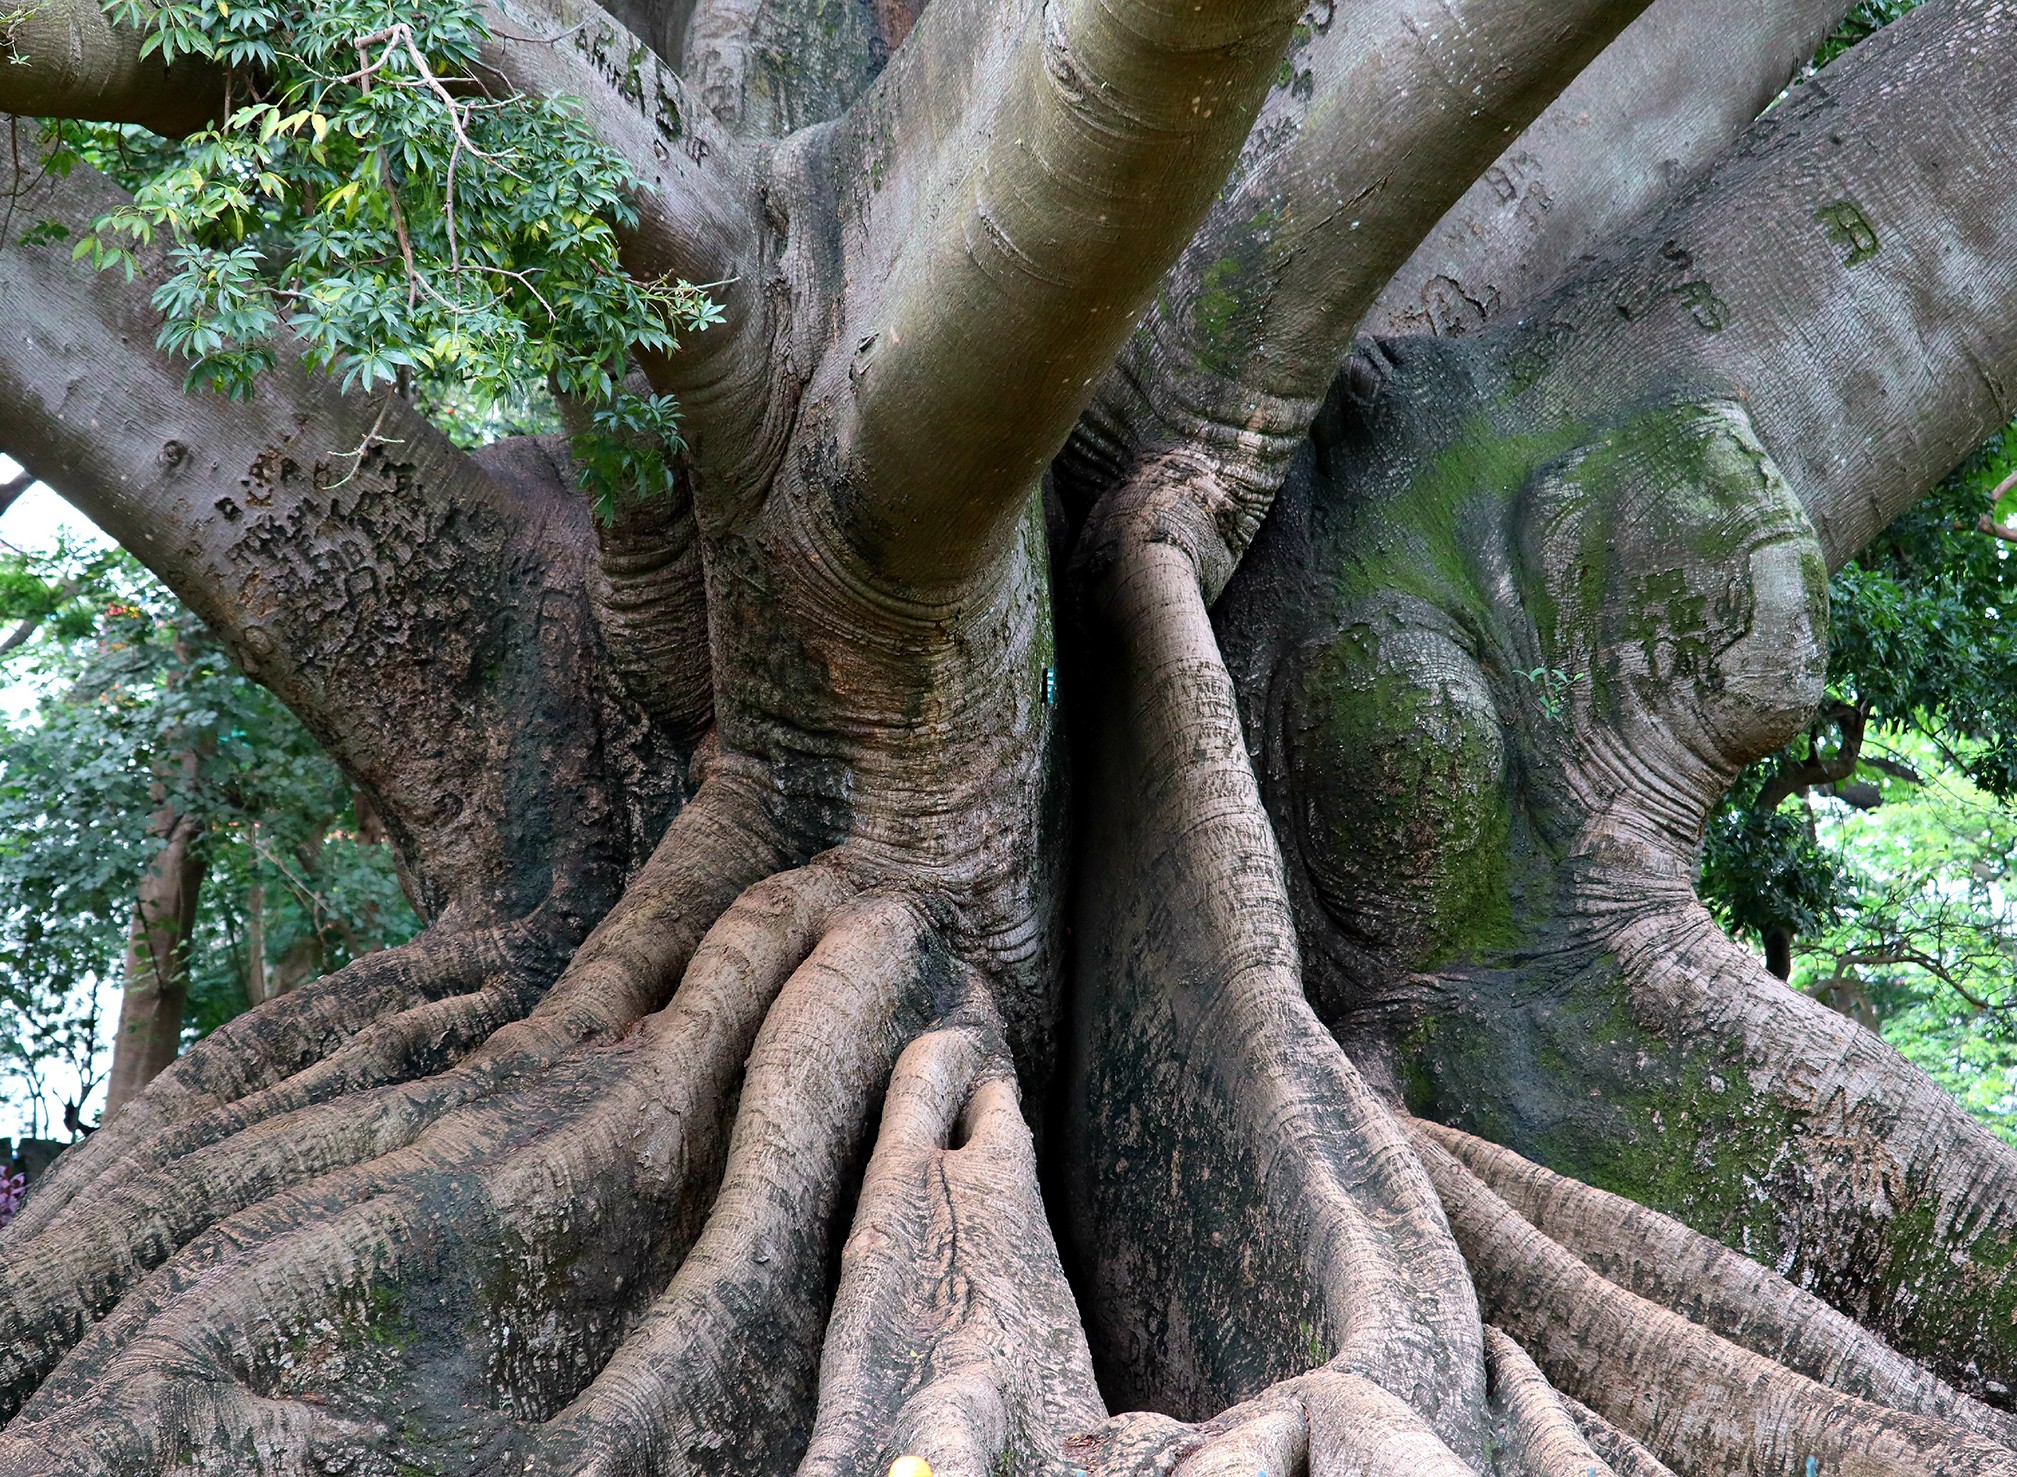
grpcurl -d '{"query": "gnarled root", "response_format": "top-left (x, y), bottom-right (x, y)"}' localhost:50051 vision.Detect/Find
top-left (1485, 1327), bottom-right (1623, 1477)
top-left (9, 922), bottom-right (554, 1239)
top-left (0, 777), bottom-right (794, 1433)
top-left (1560, 1396), bottom-right (1679, 1477)
top-left (1603, 904), bottom-right (2017, 1394)
top-left (1420, 1117), bottom-right (2017, 1449)
top-left (542, 889), bottom-right (952, 1476)
top-left (800, 1023), bottom-right (1104, 1477)
top-left (1404, 890), bottom-right (2017, 1401)
top-left (1409, 1122), bottom-right (2017, 1476)
top-left (0, 854), bottom-right (856, 1470)
top-left (1070, 533), bottom-right (1484, 1449)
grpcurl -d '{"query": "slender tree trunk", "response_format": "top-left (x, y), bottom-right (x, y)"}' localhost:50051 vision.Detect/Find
top-left (243, 830), bottom-right (268, 1010)
top-left (102, 809), bottom-right (206, 1119)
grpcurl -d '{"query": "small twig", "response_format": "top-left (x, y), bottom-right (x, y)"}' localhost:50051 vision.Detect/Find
top-left (481, 15), bottom-right (597, 46)
top-left (247, 830), bottom-right (334, 932)
top-left (444, 140), bottom-right (461, 271)
top-left (1978, 467), bottom-right (2017, 542)
top-left (376, 148), bottom-right (418, 307)
top-left (396, 28), bottom-right (516, 172)
top-left (323, 397), bottom-right (402, 488)
top-left (0, 116), bottom-right (20, 251)
top-left (488, 264), bottom-right (555, 319)
top-left (336, 34), bottom-right (401, 87)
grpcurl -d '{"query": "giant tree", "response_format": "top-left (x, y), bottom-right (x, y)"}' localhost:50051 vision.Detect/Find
top-left (2, 0), bottom-right (2017, 1471)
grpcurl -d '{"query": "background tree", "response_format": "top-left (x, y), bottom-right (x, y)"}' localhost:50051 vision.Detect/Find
top-left (1701, 423), bottom-right (2017, 966)
top-left (3, 0), bottom-right (2017, 1475)
top-left (0, 542), bottom-right (415, 1132)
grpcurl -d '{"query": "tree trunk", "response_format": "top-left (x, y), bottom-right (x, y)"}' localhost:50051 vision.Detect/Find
top-left (4, 0), bottom-right (2017, 1473)
top-left (101, 809), bottom-right (206, 1119)
top-left (1764, 928), bottom-right (1794, 981)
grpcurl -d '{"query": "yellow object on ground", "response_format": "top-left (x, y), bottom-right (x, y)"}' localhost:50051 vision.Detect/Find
top-left (887, 1459), bottom-right (933, 1477)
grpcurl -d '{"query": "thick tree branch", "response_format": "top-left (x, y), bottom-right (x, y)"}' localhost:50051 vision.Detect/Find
top-left (0, 155), bottom-right (691, 927)
top-left (1064, 0), bottom-right (1655, 594)
top-left (827, 0), bottom-right (1305, 586)
top-left (0, 0), bottom-right (221, 134)
top-left (0, 0), bottom-right (766, 412)
top-left (1528, 0), bottom-right (2017, 569)
top-left (1368, 0), bottom-right (1860, 338)
top-left (1153, 0), bottom-right (1654, 421)
top-left (479, 0), bottom-right (764, 377)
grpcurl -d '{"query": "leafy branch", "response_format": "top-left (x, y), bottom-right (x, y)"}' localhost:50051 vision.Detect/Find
top-left (1518, 664), bottom-right (1584, 721)
top-left (53, 0), bottom-right (723, 508)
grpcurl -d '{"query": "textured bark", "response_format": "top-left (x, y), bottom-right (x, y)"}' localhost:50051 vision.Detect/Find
top-left (1057, 0), bottom-right (1657, 604)
top-left (1424, 1119), bottom-right (2017, 1450)
top-left (1415, 1129), bottom-right (2017, 1476)
top-left (3, 0), bottom-right (2017, 1472)
top-left (0, 157), bottom-right (694, 930)
top-left (0, 0), bottom-right (219, 133)
top-left (1367, 0), bottom-right (1860, 337)
top-left (1217, 0), bottom-right (2017, 1404)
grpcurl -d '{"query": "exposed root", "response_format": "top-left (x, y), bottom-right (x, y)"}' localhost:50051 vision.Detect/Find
top-left (1484, 1327), bottom-right (1621, 1477)
top-left (1069, 1369), bottom-right (1473, 1477)
top-left (1160, 1404), bottom-right (1306, 1477)
top-left (1597, 901), bottom-right (2017, 1392)
top-left (544, 891), bottom-right (950, 1476)
top-left (0, 859), bottom-right (858, 1470)
top-left (1560, 1396), bottom-right (1679, 1477)
top-left (469, 770), bottom-right (793, 1056)
top-left (1410, 1124), bottom-right (2017, 1476)
top-left (1290, 1371), bottom-right (1475, 1475)
top-left (800, 1025), bottom-right (1104, 1477)
top-left (14, 770), bottom-right (780, 1256)
top-left (12, 964), bottom-right (550, 1255)
top-left (1420, 1119), bottom-right (2017, 1450)
top-left (794, 996), bottom-right (1492, 1468)
top-left (0, 786), bottom-right (799, 1440)
top-left (1071, 534), bottom-right (1484, 1446)
top-left (8, 923), bottom-right (545, 1239)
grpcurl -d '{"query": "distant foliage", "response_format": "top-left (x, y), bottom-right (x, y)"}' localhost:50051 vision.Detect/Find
top-left (39, 0), bottom-right (720, 512)
top-left (0, 543), bottom-right (418, 1137)
top-left (1801, 741), bottom-right (2017, 1142)
top-left (1814, 0), bottom-right (1924, 68)
top-left (1698, 410), bottom-right (2017, 1143)
top-left (1831, 425), bottom-right (2017, 798)
top-left (1701, 423), bottom-right (2017, 950)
